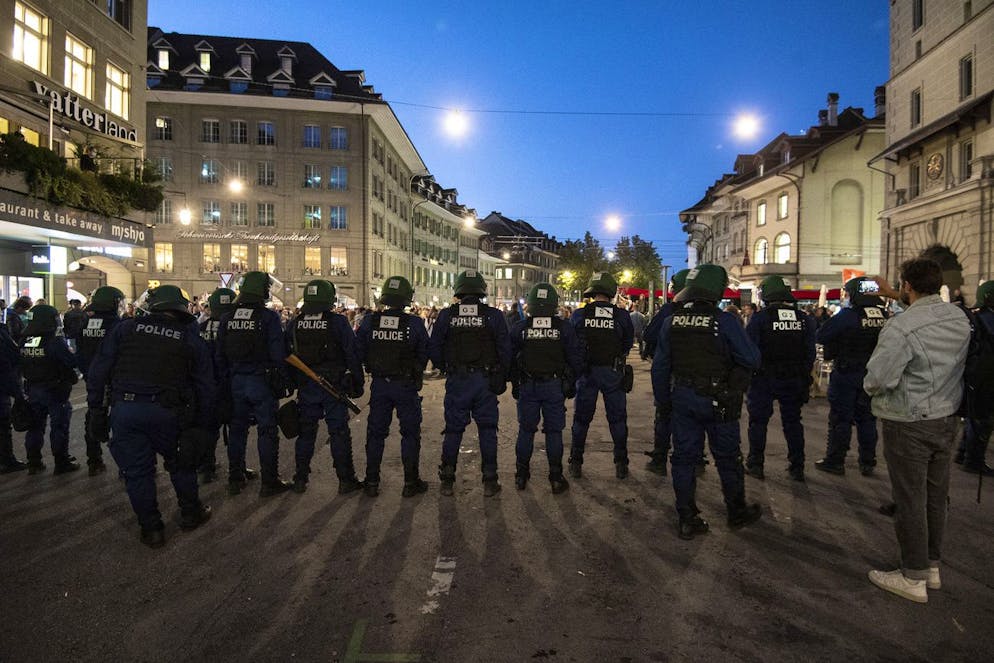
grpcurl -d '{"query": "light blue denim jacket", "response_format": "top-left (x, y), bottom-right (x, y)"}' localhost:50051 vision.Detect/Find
top-left (863, 294), bottom-right (970, 422)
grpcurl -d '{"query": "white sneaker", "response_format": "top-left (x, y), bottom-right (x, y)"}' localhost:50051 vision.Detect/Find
top-left (868, 569), bottom-right (928, 603)
top-left (927, 565), bottom-right (941, 590)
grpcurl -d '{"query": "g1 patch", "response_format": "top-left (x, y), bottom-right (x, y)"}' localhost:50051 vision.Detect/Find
top-left (24, 336), bottom-right (42, 348)
top-left (777, 309), bottom-right (797, 322)
top-left (380, 315), bottom-right (399, 329)
top-left (388, 278), bottom-right (400, 289)
top-left (234, 308), bottom-right (253, 320)
top-left (459, 304), bottom-right (478, 317)
top-left (307, 285), bottom-right (318, 296)
top-left (533, 316), bottom-right (552, 328)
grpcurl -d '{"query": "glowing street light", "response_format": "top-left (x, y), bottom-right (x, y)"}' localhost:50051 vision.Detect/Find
top-left (178, 207), bottom-right (192, 225)
top-left (502, 251), bottom-right (511, 260)
top-left (228, 178), bottom-right (244, 194)
top-left (622, 269), bottom-right (633, 282)
top-left (462, 214), bottom-right (475, 229)
top-left (606, 251), bottom-right (616, 260)
top-left (443, 109), bottom-right (469, 138)
top-left (733, 113), bottom-right (761, 140)
top-left (605, 214), bottom-right (621, 232)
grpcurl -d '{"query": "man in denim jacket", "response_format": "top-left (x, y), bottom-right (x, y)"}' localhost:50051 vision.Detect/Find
top-left (863, 259), bottom-right (971, 604)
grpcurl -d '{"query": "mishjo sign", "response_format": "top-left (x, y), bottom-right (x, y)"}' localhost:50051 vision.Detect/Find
top-left (0, 190), bottom-right (151, 248)
top-left (31, 81), bottom-right (138, 143)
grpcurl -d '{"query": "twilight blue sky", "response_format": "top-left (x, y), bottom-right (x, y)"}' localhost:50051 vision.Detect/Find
top-left (148, 0), bottom-right (890, 270)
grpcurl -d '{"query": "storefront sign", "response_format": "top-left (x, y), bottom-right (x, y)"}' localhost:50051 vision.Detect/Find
top-left (176, 230), bottom-right (322, 245)
top-left (31, 81), bottom-right (138, 143)
top-left (0, 190), bottom-right (151, 248)
top-left (30, 245), bottom-right (68, 274)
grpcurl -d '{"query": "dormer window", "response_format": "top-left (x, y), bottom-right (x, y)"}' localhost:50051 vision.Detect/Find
top-left (281, 56), bottom-right (292, 74)
top-left (782, 149), bottom-right (790, 164)
top-left (240, 53), bottom-right (251, 73)
top-left (158, 49), bottom-right (169, 69)
top-left (199, 51), bottom-right (211, 72)
top-left (314, 85), bottom-right (332, 100)
top-left (758, 163), bottom-right (765, 176)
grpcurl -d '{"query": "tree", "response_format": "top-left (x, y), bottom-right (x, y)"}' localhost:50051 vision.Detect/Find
top-left (556, 231), bottom-right (608, 300)
top-left (611, 235), bottom-right (663, 290)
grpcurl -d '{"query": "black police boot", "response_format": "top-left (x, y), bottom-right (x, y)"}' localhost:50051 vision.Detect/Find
top-left (88, 459), bottom-right (107, 477)
top-left (859, 462), bottom-right (875, 476)
top-left (438, 463), bottom-right (456, 496)
top-left (483, 477), bottom-right (502, 497)
top-left (179, 504), bottom-right (212, 531)
top-left (227, 472), bottom-right (248, 495)
top-left (140, 523), bottom-right (166, 549)
top-left (744, 463), bottom-right (765, 480)
top-left (0, 422), bottom-right (26, 473)
top-left (53, 458), bottom-right (81, 475)
top-left (678, 514), bottom-right (710, 541)
top-left (727, 502), bottom-right (762, 530)
top-left (198, 464), bottom-right (217, 484)
top-left (337, 475), bottom-right (364, 495)
top-left (568, 457), bottom-right (582, 479)
top-left (548, 463), bottom-right (569, 494)
top-left (515, 463), bottom-right (529, 490)
top-left (244, 468), bottom-right (258, 480)
top-left (401, 460), bottom-right (428, 497)
top-left (788, 465), bottom-right (805, 482)
top-left (364, 480), bottom-right (380, 497)
top-left (27, 459), bottom-right (46, 475)
top-left (291, 473), bottom-right (308, 494)
top-left (0, 458), bottom-right (27, 473)
top-left (259, 479), bottom-right (292, 497)
top-left (615, 460), bottom-right (629, 480)
top-left (644, 451), bottom-right (668, 476)
top-left (814, 458), bottom-right (845, 476)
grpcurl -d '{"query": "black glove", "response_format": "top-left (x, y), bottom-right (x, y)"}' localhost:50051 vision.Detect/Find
top-left (512, 382), bottom-right (521, 400)
top-left (347, 372), bottom-right (364, 399)
top-left (622, 365), bottom-right (634, 393)
top-left (562, 375), bottom-right (577, 399)
top-left (489, 370), bottom-right (507, 395)
top-left (656, 400), bottom-right (672, 419)
top-left (267, 368), bottom-right (294, 399)
top-left (88, 406), bottom-right (110, 443)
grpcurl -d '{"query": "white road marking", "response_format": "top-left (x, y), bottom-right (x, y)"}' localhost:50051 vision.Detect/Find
top-left (420, 556), bottom-right (456, 615)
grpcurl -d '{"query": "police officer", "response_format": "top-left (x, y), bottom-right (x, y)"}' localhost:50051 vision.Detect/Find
top-left (0, 322), bottom-right (26, 473)
top-left (642, 269), bottom-right (689, 476)
top-left (568, 272), bottom-right (634, 479)
top-left (651, 265), bottom-right (762, 540)
top-left (76, 286), bottom-right (124, 476)
top-left (217, 271), bottom-right (292, 497)
top-left (285, 279), bottom-right (364, 495)
top-left (958, 281), bottom-right (994, 475)
top-left (20, 305), bottom-right (79, 475)
top-left (86, 286), bottom-right (214, 548)
top-left (511, 283), bottom-right (583, 493)
top-left (198, 287), bottom-right (237, 483)
top-left (355, 276), bottom-right (429, 497)
top-left (745, 276), bottom-right (816, 481)
top-left (428, 270), bottom-right (511, 497)
top-left (815, 276), bottom-right (889, 476)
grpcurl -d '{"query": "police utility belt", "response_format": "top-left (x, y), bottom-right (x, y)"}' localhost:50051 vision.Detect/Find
top-left (448, 364), bottom-right (496, 375)
top-left (672, 375), bottom-right (729, 395)
top-left (113, 390), bottom-right (179, 405)
top-left (519, 369), bottom-right (563, 383)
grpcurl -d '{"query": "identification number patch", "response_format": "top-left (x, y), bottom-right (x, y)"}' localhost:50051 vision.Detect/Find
top-left (86, 318), bottom-right (104, 329)
top-left (533, 317), bottom-right (552, 329)
top-left (865, 307), bottom-right (884, 319)
top-left (777, 309), bottom-right (797, 322)
top-left (594, 306), bottom-right (613, 319)
top-left (234, 308), bottom-right (253, 320)
top-left (459, 304), bottom-right (478, 317)
top-left (380, 315), bottom-right (399, 329)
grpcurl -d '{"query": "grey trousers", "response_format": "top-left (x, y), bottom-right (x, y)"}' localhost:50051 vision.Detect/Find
top-left (881, 416), bottom-right (960, 580)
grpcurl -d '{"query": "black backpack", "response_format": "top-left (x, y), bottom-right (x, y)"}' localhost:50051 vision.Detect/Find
top-left (964, 312), bottom-right (994, 419)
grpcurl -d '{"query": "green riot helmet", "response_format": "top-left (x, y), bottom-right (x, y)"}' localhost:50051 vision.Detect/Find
top-left (236, 270), bottom-right (272, 304)
top-left (208, 288), bottom-right (237, 319)
top-left (583, 272), bottom-right (618, 298)
top-left (674, 264), bottom-right (728, 303)
top-left (669, 269), bottom-right (690, 298)
top-left (843, 276), bottom-right (882, 306)
top-left (23, 304), bottom-right (60, 335)
top-left (86, 286), bottom-right (125, 313)
top-left (759, 275), bottom-right (795, 303)
top-left (976, 281), bottom-right (994, 308)
top-left (380, 275), bottom-right (414, 309)
top-left (454, 270), bottom-right (487, 297)
top-left (527, 282), bottom-right (560, 316)
top-left (301, 279), bottom-right (335, 314)
top-left (144, 284), bottom-right (193, 317)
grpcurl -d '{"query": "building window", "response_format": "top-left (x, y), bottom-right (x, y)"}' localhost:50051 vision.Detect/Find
top-left (201, 119), bottom-right (220, 143)
top-left (304, 246), bottom-right (322, 275)
top-left (329, 127), bottom-right (348, 150)
top-left (329, 247), bottom-right (348, 276)
top-left (153, 116), bottom-right (172, 141)
top-left (257, 161), bottom-right (275, 186)
top-left (757, 201), bottom-right (767, 226)
top-left (19, 127), bottom-right (39, 146)
top-left (105, 62), bottom-right (130, 120)
top-left (777, 193), bottom-right (788, 219)
top-left (229, 160), bottom-right (248, 185)
top-left (203, 243), bottom-right (221, 272)
top-left (329, 166), bottom-right (347, 190)
top-left (155, 156), bottom-right (173, 182)
top-left (303, 164), bottom-right (321, 188)
top-left (64, 33), bottom-right (93, 98)
top-left (199, 51), bottom-right (211, 72)
top-left (157, 49), bottom-right (169, 70)
top-left (774, 233), bottom-right (791, 264)
top-left (303, 125), bottom-right (321, 148)
top-left (754, 238), bottom-right (768, 265)
top-left (960, 139), bottom-right (973, 182)
top-left (13, 2), bottom-right (49, 74)
top-left (230, 120), bottom-right (247, 144)
top-left (200, 159), bottom-right (220, 184)
top-left (329, 206), bottom-right (347, 230)
top-left (910, 88), bottom-right (922, 128)
top-left (202, 200), bottom-right (221, 225)
top-left (230, 201), bottom-right (248, 226)
top-left (258, 244), bottom-right (276, 272)
top-left (257, 202), bottom-right (275, 226)
top-left (303, 204), bottom-right (321, 229)
top-left (912, 0), bottom-right (924, 30)
top-left (257, 121), bottom-right (275, 146)
top-left (155, 242), bottom-right (173, 273)
top-left (909, 162), bottom-right (922, 200)
top-left (105, 0), bottom-right (130, 30)
top-left (153, 199), bottom-right (172, 225)
top-left (959, 54), bottom-right (974, 100)
top-left (230, 244), bottom-right (248, 271)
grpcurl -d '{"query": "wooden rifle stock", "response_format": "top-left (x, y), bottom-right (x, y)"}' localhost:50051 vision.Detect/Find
top-left (285, 354), bottom-right (362, 414)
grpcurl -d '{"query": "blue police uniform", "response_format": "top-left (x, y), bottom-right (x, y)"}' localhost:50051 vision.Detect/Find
top-left (511, 314), bottom-right (583, 485)
top-left (643, 303), bottom-right (675, 470)
top-left (568, 301), bottom-right (634, 472)
top-left (0, 325), bottom-right (25, 471)
top-left (816, 301), bottom-right (888, 472)
top-left (960, 308), bottom-right (994, 471)
top-left (651, 302), bottom-right (761, 520)
top-left (428, 296), bottom-right (512, 484)
top-left (745, 302), bottom-right (816, 476)
top-left (355, 309), bottom-right (429, 486)
top-left (76, 310), bottom-right (121, 471)
top-left (20, 332), bottom-right (77, 471)
top-left (86, 314), bottom-right (215, 533)
top-left (216, 303), bottom-right (287, 487)
top-left (285, 309), bottom-right (363, 488)
top-left (198, 316), bottom-right (228, 478)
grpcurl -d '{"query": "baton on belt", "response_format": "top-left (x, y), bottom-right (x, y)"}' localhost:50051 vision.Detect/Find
top-left (285, 354), bottom-right (362, 414)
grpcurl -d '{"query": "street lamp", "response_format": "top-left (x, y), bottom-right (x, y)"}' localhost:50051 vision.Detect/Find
top-left (622, 269), bottom-right (633, 282)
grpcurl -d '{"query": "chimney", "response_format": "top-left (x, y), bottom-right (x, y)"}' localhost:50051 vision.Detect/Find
top-left (874, 85), bottom-right (887, 117)
top-left (827, 92), bottom-right (839, 126)
top-left (818, 110), bottom-right (828, 126)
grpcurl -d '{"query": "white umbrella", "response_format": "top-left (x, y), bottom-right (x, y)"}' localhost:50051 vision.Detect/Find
top-left (818, 284), bottom-right (828, 308)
